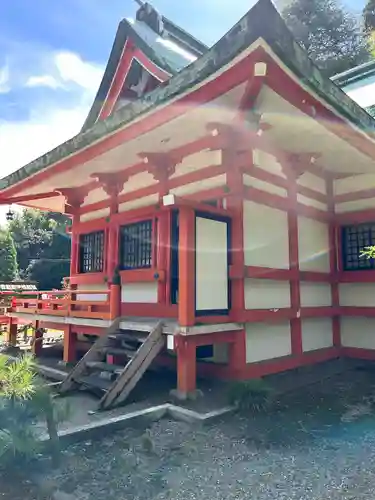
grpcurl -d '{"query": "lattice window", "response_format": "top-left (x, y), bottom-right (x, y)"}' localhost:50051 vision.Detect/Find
top-left (119, 220), bottom-right (153, 270)
top-left (79, 231), bottom-right (105, 273)
top-left (341, 223), bottom-right (375, 271)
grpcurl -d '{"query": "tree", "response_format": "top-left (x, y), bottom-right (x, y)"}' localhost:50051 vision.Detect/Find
top-left (364, 0), bottom-right (375, 32)
top-left (0, 230), bottom-right (18, 282)
top-left (7, 209), bottom-right (71, 290)
top-left (282, 0), bottom-right (370, 76)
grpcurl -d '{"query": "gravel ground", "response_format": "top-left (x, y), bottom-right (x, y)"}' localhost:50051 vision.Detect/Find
top-left (4, 367), bottom-right (375, 499)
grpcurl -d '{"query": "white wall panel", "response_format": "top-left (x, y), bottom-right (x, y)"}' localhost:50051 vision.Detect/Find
top-left (243, 201), bottom-right (289, 269)
top-left (246, 322), bottom-right (292, 363)
top-left (301, 318), bottom-right (333, 352)
top-left (298, 217), bottom-right (330, 272)
top-left (244, 279), bottom-right (290, 309)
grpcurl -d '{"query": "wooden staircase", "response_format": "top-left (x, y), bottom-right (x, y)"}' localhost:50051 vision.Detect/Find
top-left (59, 318), bottom-right (165, 410)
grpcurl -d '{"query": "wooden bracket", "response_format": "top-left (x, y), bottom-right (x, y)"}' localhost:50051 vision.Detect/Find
top-left (138, 152), bottom-right (181, 183)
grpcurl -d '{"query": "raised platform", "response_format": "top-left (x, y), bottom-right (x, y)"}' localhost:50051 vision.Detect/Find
top-left (8, 312), bottom-right (243, 336)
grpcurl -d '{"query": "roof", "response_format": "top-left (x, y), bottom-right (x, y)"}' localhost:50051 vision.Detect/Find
top-left (2, 0), bottom-right (375, 193)
top-left (332, 60), bottom-right (375, 88)
top-left (82, 3), bottom-right (207, 131)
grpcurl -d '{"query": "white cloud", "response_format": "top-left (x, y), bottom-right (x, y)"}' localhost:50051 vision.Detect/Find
top-left (0, 50), bottom-right (105, 223)
top-left (26, 74), bottom-right (62, 89)
top-left (0, 65), bottom-right (10, 94)
top-left (54, 51), bottom-right (103, 91)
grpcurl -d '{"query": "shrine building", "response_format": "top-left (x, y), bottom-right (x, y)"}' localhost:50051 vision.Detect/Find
top-left (2, 0), bottom-right (375, 406)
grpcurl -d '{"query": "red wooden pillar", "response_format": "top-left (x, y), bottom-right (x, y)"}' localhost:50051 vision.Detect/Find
top-left (327, 177), bottom-right (341, 347)
top-left (70, 216), bottom-right (79, 276)
top-left (63, 325), bottom-right (76, 363)
top-left (286, 168), bottom-right (303, 355)
top-left (157, 211), bottom-right (171, 304)
top-left (110, 283), bottom-right (121, 320)
top-left (175, 335), bottom-right (197, 399)
top-left (178, 206), bottom-right (195, 327)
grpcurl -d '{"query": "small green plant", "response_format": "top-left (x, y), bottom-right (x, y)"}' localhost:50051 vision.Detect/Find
top-left (227, 379), bottom-right (274, 413)
top-left (0, 353), bottom-right (68, 468)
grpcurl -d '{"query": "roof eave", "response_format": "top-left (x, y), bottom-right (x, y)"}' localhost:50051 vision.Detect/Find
top-left (2, 0), bottom-right (375, 193)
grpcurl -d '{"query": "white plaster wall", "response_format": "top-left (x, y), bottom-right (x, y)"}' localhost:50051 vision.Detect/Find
top-left (243, 174), bottom-right (288, 197)
top-left (171, 149), bottom-right (222, 178)
top-left (298, 217), bottom-right (330, 272)
top-left (334, 174), bottom-right (375, 196)
top-left (244, 279), bottom-right (290, 309)
top-left (118, 193), bottom-right (159, 213)
top-left (80, 208), bottom-right (110, 223)
top-left (297, 194), bottom-right (327, 211)
top-left (245, 322), bottom-right (292, 363)
top-left (195, 216), bottom-right (228, 311)
top-left (297, 172), bottom-right (326, 194)
top-left (341, 317), bottom-right (375, 349)
top-left (253, 150), bottom-right (286, 178)
top-left (339, 283), bottom-right (375, 307)
top-left (335, 198), bottom-right (375, 214)
top-left (243, 201), bottom-right (289, 269)
top-left (301, 318), bottom-right (333, 352)
top-left (300, 282), bottom-right (332, 307)
top-left (170, 174), bottom-right (226, 197)
top-left (76, 283), bottom-right (108, 302)
top-left (121, 283), bottom-right (158, 303)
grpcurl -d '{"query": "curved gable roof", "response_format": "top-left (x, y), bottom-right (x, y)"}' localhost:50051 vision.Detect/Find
top-left (82, 10), bottom-right (208, 131)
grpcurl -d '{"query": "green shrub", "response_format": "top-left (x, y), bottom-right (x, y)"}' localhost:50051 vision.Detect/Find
top-left (227, 379), bottom-right (274, 412)
top-left (0, 354), bottom-right (67, 468)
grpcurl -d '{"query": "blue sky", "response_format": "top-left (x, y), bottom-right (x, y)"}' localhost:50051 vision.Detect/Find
top-left (0, 0), bottom-right (366, 201)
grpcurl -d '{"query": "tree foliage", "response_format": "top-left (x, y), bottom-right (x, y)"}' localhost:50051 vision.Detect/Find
top-left (7, 209), bottom-right (71, 290)
top-left (364, 0), bottom-right (375, 32)
top-left (282, 0), bottom-right (370, 76)
top-left (0, 230), bottom-right (18, 282)
top-left (0, 354), bottom-right (67, 467)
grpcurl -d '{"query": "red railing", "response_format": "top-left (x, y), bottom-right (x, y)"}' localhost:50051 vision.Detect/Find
top-left (11, 288), bottom-right (113, 320)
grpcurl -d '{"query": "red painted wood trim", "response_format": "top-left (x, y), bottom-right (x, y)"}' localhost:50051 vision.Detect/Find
top-left (327, 177), bottom-right (341, 347)
top-left (242, 165), bottom-right (327, 203)
top-left (287, 171), bottom-right (303, 355)
top-left (74, 217), bottom-right (108, 234)
top-left (178, 206), bottom-right (195, 326)
top-left (299, 271), bottom-right (331, 283)
top-left (69, 273), bottom-right (107, 286)
top-left (134, 48), bottom-right (171, 81)
top-left (100, 39), bottom-right (135, 119)
top-left (194, 316), bottom-right (232, 324)
top-left (335, 209), bottom-right (375, 225)
top-left (243, 186), bottom-right (330, 222)
top-left (156, 211), bottom-right (169, 303)
top-left (340, 307), bottom-right (375, 317)
top-left (119, 269), bottom-right (165, 283)
top-left (337, 271), bottom-right (375, 283)
top-left (334, 188), bottom-right (375, 204)
top-left (239, 308), bottom-right (296, 322)
top-left (341, 347), bottom-right (375, 360)
top-left (238, 347), bottom-right (340, 379)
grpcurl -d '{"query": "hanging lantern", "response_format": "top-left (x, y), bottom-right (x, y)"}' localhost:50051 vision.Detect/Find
top-left (5, 206), bottom-right (14, 221)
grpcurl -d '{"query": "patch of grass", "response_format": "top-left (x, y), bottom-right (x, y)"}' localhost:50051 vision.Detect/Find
top-left (227, 379), bottom-right (274, 413)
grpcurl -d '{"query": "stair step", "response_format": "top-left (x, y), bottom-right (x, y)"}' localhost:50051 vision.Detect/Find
top-left (104, 347), bottom-right (137, 358)
top-left (86, 361), bottom-right (124, 374)
top-left (79, 375), bottom-right (113, 392)
top-left (108, 331), bottom-right (147, 343)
